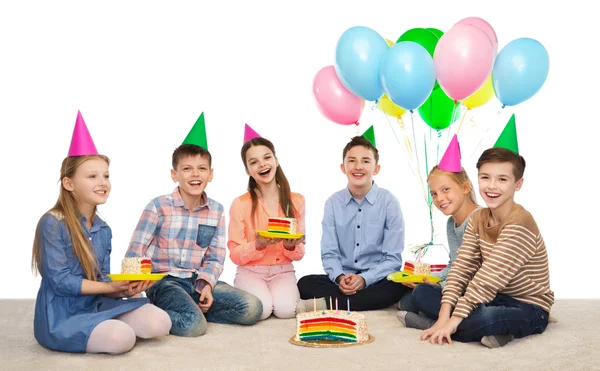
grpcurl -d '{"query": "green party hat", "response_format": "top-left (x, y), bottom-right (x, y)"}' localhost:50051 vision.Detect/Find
top-left (494, 114), bottom-right (518, 154)
top-left (182, 112), bottom-right (208, 150)
top-left (361, 125), bottom-right (376, 147)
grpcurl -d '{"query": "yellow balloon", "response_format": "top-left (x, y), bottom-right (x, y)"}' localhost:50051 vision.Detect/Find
top-left (461, 75), bottom-right (495, 109)
top-left (385, 39), bottom-right (395, 47)
top-left (377, 94), bottom-right (406, 119)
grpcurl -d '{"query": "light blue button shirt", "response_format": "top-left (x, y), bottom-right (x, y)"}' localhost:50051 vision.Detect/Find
top-left (320, 182), bottom-right (405, 287)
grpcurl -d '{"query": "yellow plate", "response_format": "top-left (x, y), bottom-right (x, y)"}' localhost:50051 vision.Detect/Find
top-left (256, 230), bottom-right (304, 239)
top-left (107, 273), bottom-right (167, 281)
top-left (386, 271), bottom-right (441, 284)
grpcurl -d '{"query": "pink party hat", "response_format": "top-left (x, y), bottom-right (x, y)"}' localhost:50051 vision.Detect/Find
top-left (243, 123), bottom-right (261, 144)
top-left (68, 111), bottom-right (98, 156)
top-left (438, 134), bottom-right (461, 172)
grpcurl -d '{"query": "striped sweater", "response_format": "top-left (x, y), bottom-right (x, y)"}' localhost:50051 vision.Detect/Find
top-left (441, 204), bottom-right (554, 318)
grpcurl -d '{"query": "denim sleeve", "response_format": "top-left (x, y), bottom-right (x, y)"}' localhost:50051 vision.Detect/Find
top-left (360, 197), bottom-right (404, 287)
top-left (100, 227), bottom-right (112, 282)
top-left (39, 214), bottom-right (83, 297)
top-left (321, 198), bottom-right (344, 284)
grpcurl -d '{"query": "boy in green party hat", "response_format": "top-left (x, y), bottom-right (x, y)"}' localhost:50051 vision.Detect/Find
top-left (126, 112), bottom-right (262, 337)
top-left (415, 114), bottom-right (554, 348)
top-left (297, 125), bottom-right (409, 312)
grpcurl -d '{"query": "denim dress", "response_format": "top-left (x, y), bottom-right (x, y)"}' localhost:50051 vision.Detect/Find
top-left (33, 212), bottom-right (148, 353)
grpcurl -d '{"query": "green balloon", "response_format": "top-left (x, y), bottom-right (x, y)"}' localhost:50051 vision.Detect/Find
top-left (426, 28), bottom-right (444, 40)
top-left (418, 88), bottom-right (460, 131)
top-left (396, 28), bottom-right (439, 57)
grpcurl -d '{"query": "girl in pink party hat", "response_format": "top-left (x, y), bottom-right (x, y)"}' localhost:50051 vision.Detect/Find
top-left (31, 111), bottom-right (171, 354)
top-left (227, 124), bottom-right (306, 320)
top-left (397, 134), bottom-right (480, 330)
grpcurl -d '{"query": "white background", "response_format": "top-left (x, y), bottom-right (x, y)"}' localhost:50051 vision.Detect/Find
top-left (0, 1), bottom-right (597, 299)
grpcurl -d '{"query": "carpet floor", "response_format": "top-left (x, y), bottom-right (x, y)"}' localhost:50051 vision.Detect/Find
top-left (1, 299), bottom-right (598, 371)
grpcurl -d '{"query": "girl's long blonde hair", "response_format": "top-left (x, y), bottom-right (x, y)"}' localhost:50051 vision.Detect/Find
top-left (428, 165), bottom-right (478, 206)
top-left (32, 155), bottom-right (110, 281)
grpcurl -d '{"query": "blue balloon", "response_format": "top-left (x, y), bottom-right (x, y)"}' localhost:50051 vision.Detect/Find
top-left (335, 26), bottom-right (388, 101)
top-left (379, 41), bottom-right (436, 111)
top-left (492, 38), bottom-right (549, 107)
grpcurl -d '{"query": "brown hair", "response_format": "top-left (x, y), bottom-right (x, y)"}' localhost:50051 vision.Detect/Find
top-left (32, 155), bottom-right (110, 280)
top-left (476, 148), bottom-right (526, 180)
top-left (342, 136), bottom-right (379, 164)
top-left (241, 138), bottom-right (295, 222)
top-left (428, 166), bottom-right (478, 205)
top-left (172, 144), bottom-right (212, 169)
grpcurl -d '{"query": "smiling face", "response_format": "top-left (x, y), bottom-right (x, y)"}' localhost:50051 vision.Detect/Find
top-left (171, 154), bottom-right (213, 200)
top-left (428, 172), bottom-right (470, 217)
top-left (478, 161), bottom-right (523, 215)
top-left (244, 145), bottom-right (278, 186)
top-left (341, 145), bottom-right (380, 192)
top-left (63, 157), bottom-right (111, 209)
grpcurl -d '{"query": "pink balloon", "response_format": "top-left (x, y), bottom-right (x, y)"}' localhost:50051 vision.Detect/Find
top-left (434, 24), bottom-right (495, 101)
top-left (455, 16), bottom-right (498, 56)
top-left (313, 66), bottom-right (364, 125)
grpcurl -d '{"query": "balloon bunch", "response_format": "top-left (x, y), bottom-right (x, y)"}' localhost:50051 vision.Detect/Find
top-left (312, 17), bottom-right (550, 129)
top-left (312, 17), bottom-right (549, 246)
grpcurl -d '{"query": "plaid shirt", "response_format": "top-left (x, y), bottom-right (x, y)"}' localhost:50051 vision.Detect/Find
top-left (126, 187), bottom-right (225, 292)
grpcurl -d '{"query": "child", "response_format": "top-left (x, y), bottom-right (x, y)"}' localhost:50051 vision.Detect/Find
top-left (415, 119), bottom-right (554, 348)
top-left (125, 113), bottom-right (263, 337)
top-left (297, 127), bottom-right (408, 311)
top-left (227, 125), bottom-right (306, 320)
top-left (32, 112), bottom-right (171, 354)
top-left (397, 135), bottom-right (480, 328)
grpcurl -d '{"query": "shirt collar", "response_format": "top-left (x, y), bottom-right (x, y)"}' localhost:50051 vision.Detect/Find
top-left (80, 213), bottom-right (108, 233)
top-left (344, 181), bottom-right (379, 205)
top-left (172, 187), bottom-right (210, 211)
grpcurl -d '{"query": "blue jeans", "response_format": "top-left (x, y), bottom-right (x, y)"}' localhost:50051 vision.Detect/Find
top-left (398, 289), bottom-right (418, 313)
top-left (412, 284), bottom-right (549, 342)
top-left (146, 275), bottom-right (263, 337)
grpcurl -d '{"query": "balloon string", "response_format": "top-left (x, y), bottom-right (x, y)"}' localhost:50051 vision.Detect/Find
top-left (410, 112), bottom-right (429, 206)
top-left (381, 110), bottom-right (428, 206)
top-left (423, 133), bottom-right (434, 243)
top-left (410, 111), bottom-right (422, 180)
top-left (469, 106), bottom-right (507, 160)
top-left (456, 108), bottom-right (469, 135)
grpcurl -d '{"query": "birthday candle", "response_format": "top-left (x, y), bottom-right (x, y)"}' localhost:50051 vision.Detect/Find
top-left (329, 296), bottom-right (333, 311)
top-left (335, 297), bottom-right (338, 311)
top-left (347, 297), bottom-right (350, 312)
top-left (313, 297), bottom-right (316, 312)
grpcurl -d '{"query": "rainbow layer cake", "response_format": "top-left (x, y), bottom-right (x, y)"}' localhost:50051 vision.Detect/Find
top-left (121, 257), bottom-right (152, 274)
top-left (267, 217), bottom-right (298, 235)
top-left (403, 261), bottom-right (447, 275)
top-left (295, 311), bottom-right (368, 343)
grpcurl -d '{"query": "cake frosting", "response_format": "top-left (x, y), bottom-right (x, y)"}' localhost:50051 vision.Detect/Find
top-left (121, 257), bottom-right (152, 274)
top-left (295, 310), bottom-right (368, 343)
top-left (403, 261), bottom-right (447, 275)
top-left (267, 217), bottom-right (298, 234)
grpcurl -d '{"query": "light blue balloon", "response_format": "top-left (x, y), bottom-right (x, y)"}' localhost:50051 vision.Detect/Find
top-left (379, 41), bottom-right (436, 111)
top-left (335, 26), bottom-right (388, 101)
top-left (492, 38), bottom-right (549, 107)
